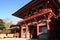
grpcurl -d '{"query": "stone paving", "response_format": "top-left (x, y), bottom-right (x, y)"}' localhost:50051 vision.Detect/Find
top-left (0, 38), bottom-right (38, 40)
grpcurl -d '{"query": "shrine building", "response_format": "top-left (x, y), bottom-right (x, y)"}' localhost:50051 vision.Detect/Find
top-left (12, 0), bottom-right (60, 40)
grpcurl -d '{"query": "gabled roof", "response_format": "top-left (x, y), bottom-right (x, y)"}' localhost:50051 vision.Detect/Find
top-left (12, 0), bottom-right (43, 19)
top-left (12, 0), bottom-right (34, 18)
top-left (12, 0), bottom-right (60, 19)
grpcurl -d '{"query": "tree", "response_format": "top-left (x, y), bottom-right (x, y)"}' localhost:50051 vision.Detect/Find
top-left (4, 22), bottom-right (11, 29)
top-left (0, 19), bottom-right (5, 30)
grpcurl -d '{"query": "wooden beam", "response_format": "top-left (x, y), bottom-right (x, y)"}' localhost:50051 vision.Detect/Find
top-left (18, 8), bottom-right (56, 25)
top-left (37, 23), bottom-right (46, 27)
top-left (24, 8), bottom-right (51, 21)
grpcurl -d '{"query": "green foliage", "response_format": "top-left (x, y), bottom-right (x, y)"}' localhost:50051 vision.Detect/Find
top-left (0, 19), bottom-right (5, 30)
top-left (0, 26), bottom-right (5, 30)
top-left (4, 22), bottom-right (11, 29)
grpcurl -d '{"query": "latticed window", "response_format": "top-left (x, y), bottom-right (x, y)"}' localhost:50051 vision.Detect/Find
top-left (38, 26), bottom-right (48, 39)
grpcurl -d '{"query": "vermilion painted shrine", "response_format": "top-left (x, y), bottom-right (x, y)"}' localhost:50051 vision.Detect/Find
top-left (12, 0), bottom-right (60, 40)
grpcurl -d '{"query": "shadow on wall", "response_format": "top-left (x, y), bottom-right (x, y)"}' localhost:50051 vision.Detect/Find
top-left (37, 32), bottom-right (48, 40)
top-left (27, 32), bottom-right (48, 40)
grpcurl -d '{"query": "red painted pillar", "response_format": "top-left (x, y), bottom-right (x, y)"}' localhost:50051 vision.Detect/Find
top-left (21, 26), bottom-right (23, 37)
top-left (47, 19), bottom-right (57, 40)
top-left (46, 19), bottom-right (51, 39)
top-left (19, 26), bottom-right (21, 37)
top-left (37, 24), bottom-right (39, 36)
top-left (25, 24), bottom-right (28, 38)
top-left (47, 20), bottom-right (50, 30)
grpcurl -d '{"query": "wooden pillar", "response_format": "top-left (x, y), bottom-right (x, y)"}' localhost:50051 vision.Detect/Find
top-left (46, 18), bottom-right (51, 40)
top-left (46, 20), bottom-right (51, 30)
top-left (19, 26), bottom-right (21, 37)
top-left (37, 24), bottom-right (39, 36)
top-left (46, 12), bottom-right (56, 40)
top-left (21, 26), bottom-right (23, 37)
top-left (25, 24), bottom-right (29, 38)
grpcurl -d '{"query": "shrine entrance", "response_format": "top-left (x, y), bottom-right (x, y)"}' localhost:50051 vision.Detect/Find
top-left (32, 28), bottom-right (37, 38)
top-left (28, 25), bottom-right (37, 38)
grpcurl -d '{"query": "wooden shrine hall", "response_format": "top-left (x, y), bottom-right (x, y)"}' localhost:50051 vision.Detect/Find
top-left (12, 0), bottom-right (60, 40)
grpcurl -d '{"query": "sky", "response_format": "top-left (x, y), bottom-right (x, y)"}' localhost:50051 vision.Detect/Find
top-left (0, 0), bottom-right (31, 24)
